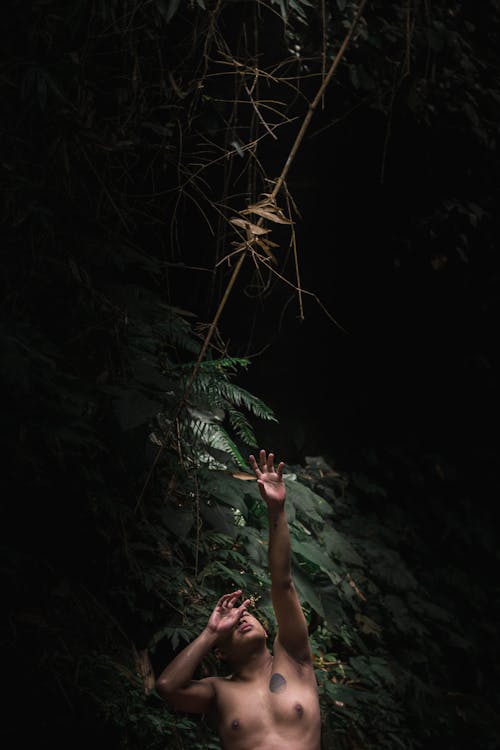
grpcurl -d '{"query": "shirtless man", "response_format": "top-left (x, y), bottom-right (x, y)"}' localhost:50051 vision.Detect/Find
top-left (155, 449), bottom-right (322, 750)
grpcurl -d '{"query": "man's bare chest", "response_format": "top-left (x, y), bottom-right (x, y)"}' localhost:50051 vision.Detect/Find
top-left (212, 662), bottom-right (321, 747)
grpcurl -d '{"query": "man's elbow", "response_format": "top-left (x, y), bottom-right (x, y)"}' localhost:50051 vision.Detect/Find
top-left (155, 676), bottom-right (177, 701)
top-left (272, 576), bottom-right (294, 590)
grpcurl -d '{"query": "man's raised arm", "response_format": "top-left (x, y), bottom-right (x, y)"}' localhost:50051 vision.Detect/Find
top-left (249, 449), bottom-right (311, 662)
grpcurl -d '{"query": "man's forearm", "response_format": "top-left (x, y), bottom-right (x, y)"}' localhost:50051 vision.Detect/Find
top-left (268, 505), bottom-right (292, 585)
top-left (156, 628), bottom-right (218, 693)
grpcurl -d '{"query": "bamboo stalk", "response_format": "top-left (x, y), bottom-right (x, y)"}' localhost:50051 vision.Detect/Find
top-left (194, 0), bottom-right (368, 363)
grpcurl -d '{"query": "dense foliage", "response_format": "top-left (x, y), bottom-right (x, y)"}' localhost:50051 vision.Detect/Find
top-left (2, 1), bottom-right (500, 748)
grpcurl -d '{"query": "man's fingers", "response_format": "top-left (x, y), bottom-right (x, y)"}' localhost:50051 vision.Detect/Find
top-left (253, 449), bottom-right (280, 473)
top-left (235, 599), bottom-right (251, 617)
top-left (249, 454), bottom-right (260, 477)
top-left (228, 589), bottom-right (242, 604)
top-left (217, 590), bottom-right (241, 608)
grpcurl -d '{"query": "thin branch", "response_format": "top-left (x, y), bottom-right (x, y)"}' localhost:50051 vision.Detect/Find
top-left (285, 184), bottom-right (304, 320)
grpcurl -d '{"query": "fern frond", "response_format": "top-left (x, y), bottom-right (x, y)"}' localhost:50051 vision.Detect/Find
top-left (193, 357), bottom-right (251, 373)
top-left (183, 414), bottom-right (247, 469)
top-left (215, 381), bottom-right (277, 421)
top-left (185, 370), bottom-right (275, 422)
top-left (226, 405), bottom-right (258, 448)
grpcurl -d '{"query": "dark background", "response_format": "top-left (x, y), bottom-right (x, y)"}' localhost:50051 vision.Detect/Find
top-left (2, 1), bottom-right (500, 748)
top-left (187, 95), bottom-right (500, 481)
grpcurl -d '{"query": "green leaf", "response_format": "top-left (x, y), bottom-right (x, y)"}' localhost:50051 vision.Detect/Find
top-left (322, 527), bottom-right (364, 566)
top-left (210, 562), bottom-right (248, 589)
top-left (291, 538), bottom-right (334, 572)
top-left (285, 479), bottom-right (332, 521)
top-left (321, 592), bottom-right (347, 629)
top-left (200, 470), bottom-right (249, 517)
top-left (292, 568), bottom-right (325, 617)
top-left (199, 501), bottom-right (239, 537)
top-left (238, 526), bottom-right (267, 567)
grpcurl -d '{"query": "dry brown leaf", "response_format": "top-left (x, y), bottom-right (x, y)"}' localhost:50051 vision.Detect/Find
top-left (232, 471), bottom-right (256, 481)
top-left (256, 239), bottom-right (278, 264)
top-left (230, 217), bottom-right (270, 235)
top-left (242, 206), bottom-right (292, 224)
top-left (347, 573), bottom-right (367, 601)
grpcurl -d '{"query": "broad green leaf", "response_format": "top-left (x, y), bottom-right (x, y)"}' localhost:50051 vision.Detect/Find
top-left (285, 479), bottom-right (332, 521)
top-left (322, 527), bottom-right (364, 566)
top-left (211, 562), bottom-right (248, 589)
top-left (199, 502), bottom-right (239, 537)
top-left (200, 470), bottom-right (249, 517)
top-left (293, 568), bottom-right (325, 617)
top-left (291, 538), bottom-right (334, 572)
top-left (238, 526), bottom-right (267, 567)
top-left (321, 592), bottom-right (347, 629)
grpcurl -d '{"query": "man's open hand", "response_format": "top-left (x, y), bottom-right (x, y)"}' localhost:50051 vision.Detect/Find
top-left (207, 590), bottom-right (250, 640)
top-left (249, 449), bottom-right (285, 509)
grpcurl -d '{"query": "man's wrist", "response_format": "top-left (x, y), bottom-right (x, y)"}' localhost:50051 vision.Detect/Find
top-left (268, 504), bottom-right (286, 521)
top-left (268, 504), bottom-right (286, 532)
top-left (203, 626), bottom-right (223, 645)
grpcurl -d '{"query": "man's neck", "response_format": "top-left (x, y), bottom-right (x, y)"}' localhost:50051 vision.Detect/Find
top-left (232, 646), bottom-right (273, 682)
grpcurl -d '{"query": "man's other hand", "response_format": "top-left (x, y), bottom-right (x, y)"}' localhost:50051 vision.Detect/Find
top-left (207, 590), bottom-right (251, 640)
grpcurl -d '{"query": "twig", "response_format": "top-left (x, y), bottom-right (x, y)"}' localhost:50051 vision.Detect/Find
top-left (285, 185), bottom-right (304, 320)
top-left (244, 84), bottom-right (278, 139)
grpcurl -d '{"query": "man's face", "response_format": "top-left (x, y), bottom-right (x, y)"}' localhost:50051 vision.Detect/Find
top-left (216, 610), bottom-right (268, 662)
top-left (232, 610), bottom-right (267, 640)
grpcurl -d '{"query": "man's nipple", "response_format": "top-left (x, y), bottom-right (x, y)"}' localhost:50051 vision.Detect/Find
top-left (231, 719), bottom-right (240, 730)
top-left (294, 703), bottom-right (304, 717)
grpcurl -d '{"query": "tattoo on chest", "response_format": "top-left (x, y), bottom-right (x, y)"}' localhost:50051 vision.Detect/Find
top-left (269, 672), bottom-right (287, 693)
